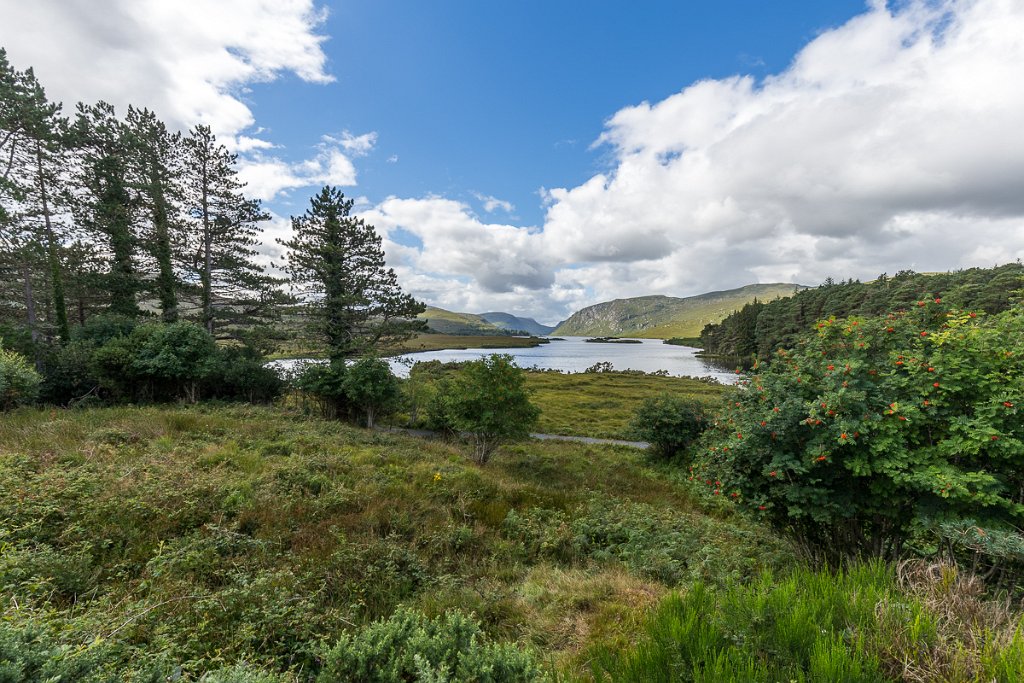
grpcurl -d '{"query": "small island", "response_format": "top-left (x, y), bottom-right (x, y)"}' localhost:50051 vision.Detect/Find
top-left (584, 337), bottom-right (644, 344)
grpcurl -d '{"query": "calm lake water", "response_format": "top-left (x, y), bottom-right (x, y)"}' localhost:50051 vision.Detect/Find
top-left (271, 337), bottom-right (738, 384)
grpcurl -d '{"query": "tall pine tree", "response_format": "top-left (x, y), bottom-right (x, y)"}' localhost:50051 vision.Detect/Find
top-left (126, 106), bottom-right (184, 322)
top-left (0, 50), bottom-right (71, 342)
top-left (71, 102), bottom-right (141, 319)
top-left (279, 186), bottom-right (425, 359)
top-left (183, 124), bottom-right (279, 336)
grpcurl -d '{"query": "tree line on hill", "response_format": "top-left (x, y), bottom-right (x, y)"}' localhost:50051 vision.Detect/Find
top-left (700, 263), bottom-right (1024, 360)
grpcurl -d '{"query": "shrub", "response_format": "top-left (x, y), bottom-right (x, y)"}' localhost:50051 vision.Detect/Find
top-left (71, 313), bottom-right (137, 347)
top-left (295, 361), bottom-right (349, 418)
top-left (434, 355), bottom-right (540, 464)
top-left (628, 394), bottom-right (708, 459)
top-left (317, 607), bottom-right (547, 682)
top-left (0, 343), bottom-right (41, 410)
top-left (130, 322), bottom-right (219, 403)
top-left (208, 345), bottom-right (285, 404)
top-left (343, 356), bottom-right (401, 428)
top-left (695, 302), bottom-right (1024, 559)
top-left (39, 340), bottom-right (100, 405)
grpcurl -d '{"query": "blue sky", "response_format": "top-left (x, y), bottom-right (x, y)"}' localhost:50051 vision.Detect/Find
top-left (2, 1), bottom-right (1024, 324)
top-left (254, 1), bottom-right (867, 226)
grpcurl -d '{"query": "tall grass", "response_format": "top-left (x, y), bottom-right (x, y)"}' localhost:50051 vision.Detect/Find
top-left (584, 562), bottom-right (1024, 682)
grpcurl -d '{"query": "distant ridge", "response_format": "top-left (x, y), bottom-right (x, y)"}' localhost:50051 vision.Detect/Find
top-left (553, 283), bottom-right (805, 338)
top-left (418, 306), bottom-right (553, 336)
top-left (479, 312), bottom-right (555, 336)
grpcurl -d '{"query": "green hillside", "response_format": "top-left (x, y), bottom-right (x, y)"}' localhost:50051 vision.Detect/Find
top-left (553, 283), bottom-right (804, 338)
top-left (479, 312), bottom-right (555, 335)
top-left (417, 306), bottom-right (505, 335)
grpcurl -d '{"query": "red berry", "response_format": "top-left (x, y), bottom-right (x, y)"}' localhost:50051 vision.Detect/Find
top-left (933, 382), bottom-right (940, 388)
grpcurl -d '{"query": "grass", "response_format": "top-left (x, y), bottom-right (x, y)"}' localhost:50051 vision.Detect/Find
top-left (584, 561), bottom-right (1024, 682)
top-left (388, 333), bottom-right (546, 354)
top-left (3, 403), bottom-right (1022, 681)
top-left (525, 371), bottom-right (726, 439)
top-left (0, 404), bottom-right (783, 680)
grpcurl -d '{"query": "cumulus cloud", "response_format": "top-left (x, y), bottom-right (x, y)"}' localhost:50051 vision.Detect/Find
top-left (354, 0), bottom-right (1024, 323)
top-left (473, 193), bottom-right (515, 214)
top-left (361, 197), bottom-right (552, 294)
top-left (540, 0), bottom-right (1024, 294)
top-left (331, 131), bottom-right (378, 156)
top-left (0, 0), bottom-right (331, 140)
top-left (238, 133), bottom-right (377, 201)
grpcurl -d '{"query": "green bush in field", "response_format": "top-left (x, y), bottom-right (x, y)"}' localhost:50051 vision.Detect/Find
top-left (628, 394), bottom-right (708, 459)
top-left (129, 322), bottom-right (219, 403)
top-left (295, 360), bottom-right (350, 417)
top-left (431, 354), bottom-right (540, 464)
top-left (208, 345), bottom-right (285, 404)
top-left (39, 340), bottom-right (100, 405)
top-left (0, 342), bottom-right (41, 410)
top-left (317, 607), bottom-right (547, 682)
top-left (343, 356), bottom-right (401, 428)
top-left (696, 303), bottom-right (1024, 560)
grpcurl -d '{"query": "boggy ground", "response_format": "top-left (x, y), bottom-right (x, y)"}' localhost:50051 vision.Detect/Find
top-left (0, 404), bottom-right (783, 680)
top-left (2, 404), bottom-right (1022, 681)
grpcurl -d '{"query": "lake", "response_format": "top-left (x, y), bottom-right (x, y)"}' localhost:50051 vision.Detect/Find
top-left (271, 337), bottom-right (739, 383)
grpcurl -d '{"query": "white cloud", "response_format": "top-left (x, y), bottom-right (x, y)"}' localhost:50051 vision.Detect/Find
top-left (532, 0), bottom-right (1024, 310)
top-left (0, 0), bottom-right (331, 139)
top-left (473, 193), bottom-right (515, 214)
top-left (329, 131), bottom-right (378, 156)
top-left (361, 197), bottom-right (552, 294)
top-left (238, 140), bottom-right (367, 201)
top-left (353, 0), bottom-right (1024, 323)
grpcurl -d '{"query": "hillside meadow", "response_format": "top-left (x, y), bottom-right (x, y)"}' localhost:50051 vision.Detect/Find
top-left (3, 394), bottom-right (1023, 680)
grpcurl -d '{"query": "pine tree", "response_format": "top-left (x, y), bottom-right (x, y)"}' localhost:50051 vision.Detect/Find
top-left (71, 101), bottom-right (141, 318)
top-left (126, 106), bottom-right (183, 322)
top-left (0, 50), bottom-right (71, 342)
top-left (279, 186), bottom-right (425, 359)
top-left (183, 125), bottom-right (280, 336)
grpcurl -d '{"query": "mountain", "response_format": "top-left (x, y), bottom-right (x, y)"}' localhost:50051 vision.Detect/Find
top-left (553, 283), bottom-right (805, 339)
top-left (478, 312), bottom-right (555, 336)
top-left (417, 306), bottom-right (503, 335)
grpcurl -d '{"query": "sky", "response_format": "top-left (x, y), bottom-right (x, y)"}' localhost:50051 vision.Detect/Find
top-left (2, 0), bottom-right (1023, 325)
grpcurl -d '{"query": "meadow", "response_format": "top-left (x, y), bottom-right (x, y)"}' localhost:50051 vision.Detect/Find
top-left (524, 371), bottom-right (724, 439)
top-left (3, 400), bottom-right (1022, 681)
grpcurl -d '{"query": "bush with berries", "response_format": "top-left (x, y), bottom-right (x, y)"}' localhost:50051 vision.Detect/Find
top-left (694, 300), bottom-right (1024, 560)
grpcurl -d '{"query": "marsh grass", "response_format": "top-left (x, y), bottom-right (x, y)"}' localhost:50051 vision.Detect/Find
top-left (0, 404), bottom-right (774, 679)
top-left (3, 405), bottom-right (1021, 681)
top-left (583, 561), bottom-right (1024, 683)
top-left (524, 372), bottom-right (725, 439)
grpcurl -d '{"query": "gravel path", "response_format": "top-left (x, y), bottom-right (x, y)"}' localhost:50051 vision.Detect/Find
top-left (379, 426), bottom-right (649, 449)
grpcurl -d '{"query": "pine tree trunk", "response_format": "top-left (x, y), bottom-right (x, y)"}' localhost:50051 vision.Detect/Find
top-left (150, 163), bottom-right (178, 322)
top-left (105, 172), bottom-right (139, 318)
top-left (36, 144), bottom-right (69, 342)
top-left (21, 257), bottom-right (40, 366)
top-left (200, 158), bottom-right (213, 335)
